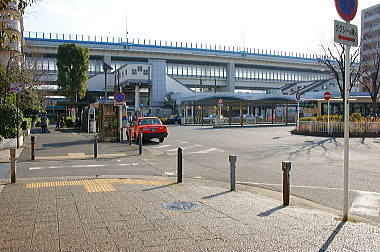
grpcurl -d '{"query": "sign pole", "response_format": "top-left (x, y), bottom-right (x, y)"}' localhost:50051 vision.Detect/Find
top-left (16, 93), bottom-right (19, 148)
top-left (343, 44), bottom-right (350, 221)
top-left (297, 102), bottom-right (300, 131)
top-left (328, 100), bottom-right (330, 134)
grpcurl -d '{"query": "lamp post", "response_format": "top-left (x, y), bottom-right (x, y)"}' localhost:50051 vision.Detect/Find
top-left (103, 62), bottom-right (113, 100)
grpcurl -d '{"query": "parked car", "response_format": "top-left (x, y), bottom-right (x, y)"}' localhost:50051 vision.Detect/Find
top-left (127, 117), bottom-right (168, 143)
top-left (166, 115), bottom-right (181, 125)
top-left (203, 115), bottom-right (224, 124)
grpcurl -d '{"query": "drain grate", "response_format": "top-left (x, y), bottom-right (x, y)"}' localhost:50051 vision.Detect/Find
top-left (161, 201), bottom-right (202, 212)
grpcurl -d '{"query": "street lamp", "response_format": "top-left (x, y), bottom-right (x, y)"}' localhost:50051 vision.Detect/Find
top-left (103, 62), bottom-right (113, 100)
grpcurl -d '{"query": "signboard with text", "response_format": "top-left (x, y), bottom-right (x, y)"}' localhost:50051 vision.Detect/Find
top-left (334, 20), bottom-right (358, 47)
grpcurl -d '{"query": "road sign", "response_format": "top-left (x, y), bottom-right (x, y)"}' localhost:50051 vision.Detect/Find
top-left (9, 83), bottom-right (23, 93)
top-left (323, 91), bottom-right (332, 100)
top-left (218, 98), bottom-right (224, 104)
top-left (295, 92), bottom-right (301, 100)
top-left (335, 0), bottom-right (358, 22)
top-left (334, 20), bottom-right (358, 47)
top-left (114, 92), bottom-right (125, 103)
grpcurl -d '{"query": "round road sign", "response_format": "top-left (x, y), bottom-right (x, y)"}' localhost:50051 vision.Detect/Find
top-left (218, 98), bottom-right (224, 104)
top-left (323, 91), bottom-right (332, 101)
top-left (114, 92), bottom-right (125, 103)
top-left (295, 92), bottom-right (301, 100)
top-left (335, 0), bottom-right (358, 22)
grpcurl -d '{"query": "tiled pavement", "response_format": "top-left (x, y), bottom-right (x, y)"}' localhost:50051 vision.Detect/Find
top-left (0, 175), bottom-right (379, 251)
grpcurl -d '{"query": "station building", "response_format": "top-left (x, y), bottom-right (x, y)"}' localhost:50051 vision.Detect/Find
top-left (23, 31), bottom-right (362, 118)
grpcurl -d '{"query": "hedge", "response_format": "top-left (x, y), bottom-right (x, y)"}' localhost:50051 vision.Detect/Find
top-left (0, 103), bottom-right (23, 138)
top-left (299, 113), bottom-right (379, 123)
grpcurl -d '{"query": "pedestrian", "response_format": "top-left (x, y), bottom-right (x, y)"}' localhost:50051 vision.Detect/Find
top-left (55, 113), bottom-right (61, 130)
top-left (41, 113), bottom-right (47, 133)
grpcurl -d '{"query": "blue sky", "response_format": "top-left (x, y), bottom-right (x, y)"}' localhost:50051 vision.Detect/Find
top-left (24, 0), bottom-right (379, 54)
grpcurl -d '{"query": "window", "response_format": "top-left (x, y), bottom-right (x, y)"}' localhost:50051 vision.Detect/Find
top-left (132, 69), bottom-right (137, 75)
top-left (143, 70), bottom-right (149, 75)
top-left (137, 66), bottom-right (142, 72)
top-left (125, 70), bottom-right (127, 76)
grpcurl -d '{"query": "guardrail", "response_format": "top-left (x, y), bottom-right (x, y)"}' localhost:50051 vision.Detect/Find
top-left (23, 31), bottom-right (321, 61)
top-left (298, 121), bottom-right (380, 134)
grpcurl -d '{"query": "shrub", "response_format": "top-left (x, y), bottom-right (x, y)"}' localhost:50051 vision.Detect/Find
top-left (22, 118), bottom-right (32, 130)
top-left (65, 117), bottom-right (74, 128)
top-left (0, 103), bottom-right (23, 138)
top-left (35, 117), bottom-right (50, 127)
top-left (299, 117), bottom-right (317, 121)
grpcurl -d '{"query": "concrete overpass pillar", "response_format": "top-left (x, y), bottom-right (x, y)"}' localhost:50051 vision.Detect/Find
top-left (135, 85), bottom-right (140, 114)
top-left (226, 63), bottom-right (235, 92)
top-left (103, 55), bottom-right (112, 66)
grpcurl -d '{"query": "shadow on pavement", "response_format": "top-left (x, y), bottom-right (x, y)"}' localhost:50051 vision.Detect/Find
top-left (257, 205), bottom-right (285, 217)
top-left (318, 220), bottom-right (346, 252)
top-left (41, 139), bottom-right (92, 148)
top-left (142, 183), bottom-right (177, 192)
top-left (201, 190), bottom-right (232, 199)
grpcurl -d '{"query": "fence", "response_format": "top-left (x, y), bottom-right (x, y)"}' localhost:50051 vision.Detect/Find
top-left (184, 116), bottom-right (290, 125)
top-left (298, 121), bottom-right (380, 134)
top-left (23, 31), bottom-right (323, 61)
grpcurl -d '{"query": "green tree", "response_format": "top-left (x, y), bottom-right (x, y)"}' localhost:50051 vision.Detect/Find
top-left (0, 100), bottom-right (23, 138)
top-left (56, 43), bottom-right (90, 102)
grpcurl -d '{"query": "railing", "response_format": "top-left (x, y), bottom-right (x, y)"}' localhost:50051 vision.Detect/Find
top-left (298, 121), bottom-right (380, 134)
top-left (184, 116), bottom-right (291, 125)
top-left (23, 31), bottom-right (322, 61)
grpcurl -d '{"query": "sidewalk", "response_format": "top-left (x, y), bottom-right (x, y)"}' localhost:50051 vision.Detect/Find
top-left (1, 128), bottom-right (379, 251)
top-left (0, 175), bottom-right (379, 251)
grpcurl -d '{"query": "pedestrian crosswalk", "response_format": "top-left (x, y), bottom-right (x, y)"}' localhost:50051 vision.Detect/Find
top-left (149, 141), bottom-right (224, 155)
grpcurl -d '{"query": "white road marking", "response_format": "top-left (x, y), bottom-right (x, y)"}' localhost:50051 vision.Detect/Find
top-left (164, 172), bottom-right (175, 176)
top-left (167, 145), bottom-right (202, 152)
top-left (181, 141), bottom-right (188, 144)
top-left (29, 163), bottom-right (139, 170)
top-left (350, 191), bottom-right (380, 217)
top-left (188, 148), bottom-right (220, 154)
top-left (151, 145), bottom-right (171, 149)
top-left (194, 176), bottom-right (202, 179)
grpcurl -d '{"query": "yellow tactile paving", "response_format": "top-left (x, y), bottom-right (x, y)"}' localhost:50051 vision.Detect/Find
top-left (26, 178), bottom-right (173, 192)
top-left (35, 153), bottom-right (128, 160)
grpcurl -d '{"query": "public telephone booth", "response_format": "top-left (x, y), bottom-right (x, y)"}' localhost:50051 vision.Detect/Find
top-left (88, 106), bottom-right (96, 133)
top-left (94, 101), bottom-right (128, 142)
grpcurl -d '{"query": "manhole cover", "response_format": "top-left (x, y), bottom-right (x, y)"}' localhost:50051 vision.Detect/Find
top-left (161, 201), bottom-right (202, 212)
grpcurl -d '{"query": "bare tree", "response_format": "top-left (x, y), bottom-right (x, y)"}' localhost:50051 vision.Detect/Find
top-left (319, 43), bottom-right (363, 102)
top-left (359, 37), bottom-right (380, 117)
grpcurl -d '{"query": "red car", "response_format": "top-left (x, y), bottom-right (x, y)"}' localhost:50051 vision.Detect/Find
top-left (128, 117), bottom-right (168, 143)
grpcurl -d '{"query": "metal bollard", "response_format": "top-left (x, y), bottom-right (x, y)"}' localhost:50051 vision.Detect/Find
top-left (128, 130), bottom-right (132, 145)
top-left (139, 133), bottom-right (143, 155)
top-left (229, 155), bottom-right (237, 191)
top-left (10, 148), bottom-right (16, 183)
top-left (282, 161), bottom-right (291, 206)
top-left (93, 135), bottom-right (98, 158)
top-left (31, 136), bottom-right (36, 160)
top-left (177, 148), bottom-right (182, 183)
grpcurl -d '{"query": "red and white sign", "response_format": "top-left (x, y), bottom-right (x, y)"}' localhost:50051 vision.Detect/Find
top-left (295, 92), bottom-right (301, 100)
top-left (9, 83), bottom-right (23, 93)
top-left (323, 91), bottom-right (332, 101)
top-left (218, 98), bottom-right (224, 104)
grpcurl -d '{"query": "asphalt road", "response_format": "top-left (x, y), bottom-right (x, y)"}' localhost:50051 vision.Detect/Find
top-left (147, 125), bottom-right (380, 223)
top-left (12, 125), bottom-right (380, 223)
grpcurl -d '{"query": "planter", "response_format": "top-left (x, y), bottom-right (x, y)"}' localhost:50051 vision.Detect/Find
top-left (23, 129), bottom-right (31, 136)
top-left (0, 136), bottom-right (24, 150)
top-left (293, 121), bottom-right (380, 137)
